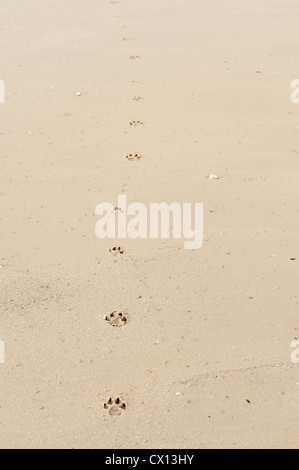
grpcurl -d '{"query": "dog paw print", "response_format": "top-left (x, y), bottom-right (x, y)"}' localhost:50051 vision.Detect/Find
top-left (105, 311), bottom-right (128, 327)
top-left (104, 397), bottom-right (127, 416)
top-left (129, 55), bottom-right (140, 60)
top-left (126, 153), bottom-right (142, 161)
top-left (109, 246), bottom-right (124, 255)
top-left (129, 120), bottom-right (143, 127)
top-left (133, 96), bottom-right (143, 102)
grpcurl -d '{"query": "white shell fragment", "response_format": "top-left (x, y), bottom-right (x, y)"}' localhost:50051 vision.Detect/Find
top-left (208, 173), bottom-right (219, 179)
top-left (76, 91), bottom-right (82, 96)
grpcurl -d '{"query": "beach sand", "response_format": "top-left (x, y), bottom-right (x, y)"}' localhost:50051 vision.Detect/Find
top-left (0, 0), bottom-right (298, 449)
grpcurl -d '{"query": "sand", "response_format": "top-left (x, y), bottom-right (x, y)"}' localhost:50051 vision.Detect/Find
top-left (0, 0), bottom-right (298, 449)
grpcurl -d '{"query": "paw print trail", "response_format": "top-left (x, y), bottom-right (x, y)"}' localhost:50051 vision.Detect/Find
top-left (105, 0), bottom-right (147, 417)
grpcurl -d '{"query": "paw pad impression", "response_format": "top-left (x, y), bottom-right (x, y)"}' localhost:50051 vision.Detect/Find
top-left (104, 397), bottom-right (127, 416)
top-left (109, 246), bottom-right (124, 255)
top-left (105, 311), bottom-right (128, 327)
top-left (126, 153), bottom-right (142, 161)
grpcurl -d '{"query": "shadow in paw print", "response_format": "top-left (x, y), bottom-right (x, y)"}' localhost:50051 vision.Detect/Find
top-left (104, 397), bottom-right (127, 416)
top-left (105, 311), bottom-right (128, 327)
